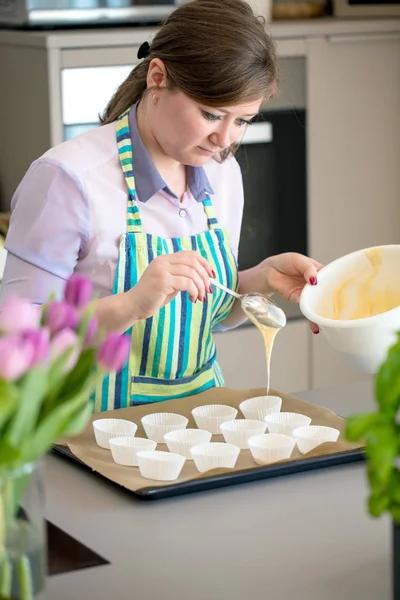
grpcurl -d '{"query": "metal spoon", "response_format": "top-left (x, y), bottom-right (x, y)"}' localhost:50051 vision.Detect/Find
top-left (210, 278), bottom-right (286, 329)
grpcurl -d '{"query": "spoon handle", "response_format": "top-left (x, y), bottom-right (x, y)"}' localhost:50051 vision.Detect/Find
top-left (210, 278), bottom-right (242, 300)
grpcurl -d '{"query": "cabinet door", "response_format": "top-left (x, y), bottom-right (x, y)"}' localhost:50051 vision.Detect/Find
top-left (213, 319), bottom-right (309, 393)
top-left (307, 34), bottom-right (400, 266)
top-left (307, 34), bottom-right (400, 389)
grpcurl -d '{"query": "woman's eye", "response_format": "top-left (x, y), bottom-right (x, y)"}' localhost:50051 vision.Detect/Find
top-left (236, 118), bottom-right (253, 127)
top-left (202, 111), bottom-right (221, 121)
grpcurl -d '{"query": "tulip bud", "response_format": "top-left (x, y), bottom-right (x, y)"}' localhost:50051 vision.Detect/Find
top-left (64, 274), bottom-right (93, 310)
top-left (0, 336), bottom-right (35, 381)
top-left (0, 296), bottom-right (40, 334)
top-left (97, 333), bottom-right (130, 372)
top-left (46, 301), bottom-right (78, 335)
top-left (50, 329), bottom-right (80, 373)
top-left (22, 328), bottom-right (50, 367)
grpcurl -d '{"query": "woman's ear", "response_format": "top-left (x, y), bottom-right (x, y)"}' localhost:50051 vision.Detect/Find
top-left (146, 58), bottom-right (168, 89)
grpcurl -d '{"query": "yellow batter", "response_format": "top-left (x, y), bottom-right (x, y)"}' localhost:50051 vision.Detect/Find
top-left (329, 248), bottom-right (400, 320)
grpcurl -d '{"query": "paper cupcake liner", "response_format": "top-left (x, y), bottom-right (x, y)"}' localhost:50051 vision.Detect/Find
top-left (191, 405), bottom-right (238, 434)
top-left (239, 395), bottom-right (282, 421)
top-left (264, 412), bottom-right (312, 437)
top-left (137, 450), bottom-right (186, 481)
top-left (141, 412), bottom-right (189, 443)
top-left (293, 425), bottom-right (340, 454)
top-left (109, 437), bottom-right (157, 467)
top-left (247, 433), bottom-right (296, 465)
top-left (220, 419), bottom-right (267, 449)
top-left (190, 442), bottom-right (240, 473)
top-left (163, 429), bottom-right (212, 459)
top-left (93, 418), bottom-right (137, 450)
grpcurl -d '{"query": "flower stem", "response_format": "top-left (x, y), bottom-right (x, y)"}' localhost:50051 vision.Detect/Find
top-left (16, 556), bottom-right (33, 600)
top-left (0, 559), bottom-right (11, 597)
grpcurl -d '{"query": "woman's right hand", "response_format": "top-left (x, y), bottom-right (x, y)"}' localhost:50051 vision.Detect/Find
top-left (126, 251), bottom-right (215, 321)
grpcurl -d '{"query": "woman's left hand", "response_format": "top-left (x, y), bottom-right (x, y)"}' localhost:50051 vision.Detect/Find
top-left (262, 252), bottom-right (323, 302)
top-left (260, 252), bottom-right (324, 333)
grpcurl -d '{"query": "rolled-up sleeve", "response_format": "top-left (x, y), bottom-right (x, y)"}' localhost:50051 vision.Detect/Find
top-left (0, 158), bottom-right (89, 306)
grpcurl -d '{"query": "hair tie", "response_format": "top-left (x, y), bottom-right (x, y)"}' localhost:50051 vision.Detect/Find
top-left (137, 41), bottom-right (150, 60)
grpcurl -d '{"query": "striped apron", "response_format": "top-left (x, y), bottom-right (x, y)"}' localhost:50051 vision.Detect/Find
top-left (94, 107), bottom-right (238, 412)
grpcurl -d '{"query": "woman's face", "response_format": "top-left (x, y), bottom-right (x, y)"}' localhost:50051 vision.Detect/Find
top-left (150, 87), bottom-right (262, 167)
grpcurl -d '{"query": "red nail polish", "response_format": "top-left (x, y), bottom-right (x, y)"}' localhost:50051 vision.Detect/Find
top-left (313, 330), bottom-right (319, 334)
top-left (209, 285), bottom-right (213, 294)
top-left (211, 270), bottom-right (216, 278)
top-left (203, 296), bottom-right (207, 303)
top-left (310, 277), bottom-right (317, 286)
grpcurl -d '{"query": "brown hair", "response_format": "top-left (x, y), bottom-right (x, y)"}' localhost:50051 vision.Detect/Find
top-left (101, 0), bottom-right (279, 127)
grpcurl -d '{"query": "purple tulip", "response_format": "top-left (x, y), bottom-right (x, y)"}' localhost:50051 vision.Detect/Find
top-left (50, 329), bottom-right (80, 373)
top-left (46, 301), bottom-right (78, 335)
top-left (0, 336), bottom-right (35, 381)
top-left (83, 316), bottom-right (98, 348)
top-left (97, 333), bottom-right (130, 372)
top-left (0, 296), bottom-right (40, 334)
top-left (64, 274), bottom-right (93, 310)
top-left (22, 328), bottom-right (50, 367)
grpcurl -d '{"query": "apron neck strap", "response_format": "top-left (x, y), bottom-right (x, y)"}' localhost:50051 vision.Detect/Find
top-left (116, 108), bottom-right (143, 233)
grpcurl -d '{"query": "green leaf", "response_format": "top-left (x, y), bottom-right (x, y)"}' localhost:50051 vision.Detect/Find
top-left (366, 424), bottom-right (398, 489)
top-left (390, 503), bottom-right (400, 525)
top-left (41, 345), bottom-right (86, 418)
top-left (47, 346), bottom-right (78, 393)
top-left (375, 341), bottom-right (400, 413)
top-left (76, 303), bottom-right (96, 342)
top-left (4, 367), bottom-right (49, 447)
top-left (0, 381), bottom-right (19, 432)
top-left (345, 412), bottom-right (379, 442)
top-left (0, 439), bottom-right (22, 466)
top-left (369, 490), bottom-right (390, 517)
top-left (26, 394), bottom-right (90, 461)
top-left (62, 403), bottom-right (92, 437)
top-left (388, 470), bottom-right (400, 504)
top-left (55, 349), bottom-right (97, 403)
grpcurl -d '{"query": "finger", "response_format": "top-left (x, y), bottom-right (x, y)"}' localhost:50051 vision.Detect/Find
top-left (170, 251), bottom-right (215, 278)
top-left (289, 254), bottom-right (324, 283)
top-left (310, 258), bottom-right (324, 271)
top-left (309, 321), bottom-right (319, 334)
top-left (168, 276), bottom-right (201, 303)
top-left (294, 255), bottom-right (319, 286)
top-left (171, 254), bottom-right (212, 295)
top-left (169, 266), bottom-right (208, 301)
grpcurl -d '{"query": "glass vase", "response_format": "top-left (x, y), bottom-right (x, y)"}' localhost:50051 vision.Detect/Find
top-left (0, 462), bottom-right (46, 600)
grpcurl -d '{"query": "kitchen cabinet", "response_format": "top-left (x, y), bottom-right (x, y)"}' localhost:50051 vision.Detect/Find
top-left (307, 33), bottom-right (400, 265)
top-left (306, 32), bottom-right (400, 388)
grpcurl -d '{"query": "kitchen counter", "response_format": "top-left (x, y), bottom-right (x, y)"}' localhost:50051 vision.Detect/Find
top-left (0, 16), bottom-right (399, 48)
top-left (44, 379), bottom-right (391, 600)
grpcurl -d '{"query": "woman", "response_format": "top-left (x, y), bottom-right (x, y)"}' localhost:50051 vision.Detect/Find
top-left (0, 0), bottom-right (321, 411)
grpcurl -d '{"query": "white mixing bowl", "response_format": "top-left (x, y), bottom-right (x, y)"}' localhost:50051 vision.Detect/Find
top-left (299, 245), bottom-right (400, 373)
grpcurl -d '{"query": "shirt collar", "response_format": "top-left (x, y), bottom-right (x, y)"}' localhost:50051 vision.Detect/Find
top-left (128, 104), bottom-right (214, 203)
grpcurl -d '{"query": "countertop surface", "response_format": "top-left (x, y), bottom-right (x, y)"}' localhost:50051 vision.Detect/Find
top-left (0, 17), bottom-right (399, 48)
top-left (45, 379), bottom-right (391, 600)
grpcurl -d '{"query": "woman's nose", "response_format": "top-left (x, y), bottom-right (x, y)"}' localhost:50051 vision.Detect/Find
top-left (209, 123), bottom-right (234, 150)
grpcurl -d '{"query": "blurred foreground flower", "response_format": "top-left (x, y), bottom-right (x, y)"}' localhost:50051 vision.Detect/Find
top-left (0, 296), bottom-right (40, 334)
top-left (97, 332), bottom-right (130, 372)
top-left (64, 274), bottom-right (92, 309)
top-left (46, 300), bottom-right (79, 334)
top-left (0, 275), bottom-right (130, 600)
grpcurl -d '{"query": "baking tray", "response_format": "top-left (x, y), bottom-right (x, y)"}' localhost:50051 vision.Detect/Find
top-left (52, 442), bottom-right (365, 501)
top-left (52, 385), bottom-right (365, 501)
